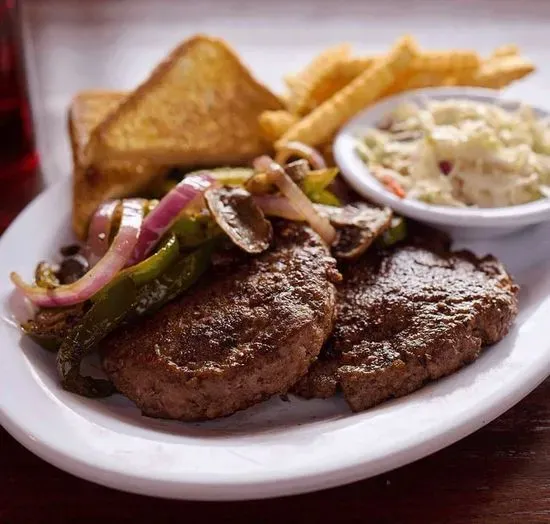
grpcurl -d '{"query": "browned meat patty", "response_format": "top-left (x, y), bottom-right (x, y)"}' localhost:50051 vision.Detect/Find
top-left (102, 222), bottom-right (339, 421)
top-left (294, 236), bottom-right (519, 412)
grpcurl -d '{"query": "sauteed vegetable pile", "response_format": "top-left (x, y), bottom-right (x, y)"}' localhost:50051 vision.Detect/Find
top-left (12, 143), bottom-right (406, 398)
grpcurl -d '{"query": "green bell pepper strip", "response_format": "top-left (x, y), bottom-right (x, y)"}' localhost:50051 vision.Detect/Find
top-left (28, 333), bottom-right (64, 352)
top-left (301, 168), bottom-right (339, 195)
top-left (23, 304), bottom-right (85, 353)
top-left (27, 224), bottom-right (176, 357)
top-left (378, 217), bottom-right (408, 248)
top-left (57, 275), bottom-right (137, 398)
top-left (121, 233), bottom-right (179, 287)
top-left (56, 243), bottom-right (213, 398)
top-left (90, 233), bottom-right (179, 305)
top-left (132, 241), bottom-right (214, 317)
top-left (170, 215), bottom-right (221, 249)
top-left (309, 189), bottom-right (341, 206)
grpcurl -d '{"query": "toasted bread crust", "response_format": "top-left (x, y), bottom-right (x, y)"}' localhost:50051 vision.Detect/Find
top-left (69, 91), bottom-right (160, 239)
top-left (69, 90), bottom-right (126, 163)
top-left (85, 34), bottom-right (283, 166)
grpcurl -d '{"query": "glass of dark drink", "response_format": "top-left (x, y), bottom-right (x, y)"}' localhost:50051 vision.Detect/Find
top-left (0, 0), bottom-right (40, 234)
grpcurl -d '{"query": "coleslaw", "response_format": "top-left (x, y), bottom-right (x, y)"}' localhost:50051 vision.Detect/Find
top-left (356, 98), bottom-right (550, 207)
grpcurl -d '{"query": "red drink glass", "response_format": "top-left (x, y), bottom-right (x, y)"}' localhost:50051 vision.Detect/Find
top-left (0, 0), bottom-right (40, 234)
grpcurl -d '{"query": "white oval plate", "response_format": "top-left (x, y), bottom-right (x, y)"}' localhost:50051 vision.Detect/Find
top-left (1, 179), bottom-right (550, 501)
top-left (334, 87), bottom-right (550, 238)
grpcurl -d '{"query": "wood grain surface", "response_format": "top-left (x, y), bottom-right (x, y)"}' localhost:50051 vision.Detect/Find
top-left (2, 1), bottom-right (549, 522)
top-left (1, 378), bottom-right (549, 523)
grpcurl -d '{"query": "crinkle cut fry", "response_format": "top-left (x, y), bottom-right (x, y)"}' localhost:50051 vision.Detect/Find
top-left (258, 110), bottom-right (298, 141)
top-left (277, 35), bottom-right (419, 148)
top-left (411, 50), bottom-right (480, 72)
top-left (306, 56), bottom-right (378, 108)
top-left (455, 55), bottom-right (535, 88)
top-left (285, 43), bottom-right (352, 115)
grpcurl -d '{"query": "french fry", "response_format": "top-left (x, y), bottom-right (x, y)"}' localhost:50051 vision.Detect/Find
top-left (285, 43), bottom-right (352, 115)
top-left (284, 44), bottom-right (351, 90)
top-left (277, 35), bottom-right (418, 148)
top-left (306, 56), bottom-right (376, 109)
top-left (337, 56), bottom-right (377, 79)
top-left (491, 44), bottom-right (520, 58)
top-left (412, 50), bottom-right (480, 72)
top-left (441, 76), bottom-right (459, 86)
top-left (460, 55), bottom-right (535, 88)
top-left (444, 70), bottom-right (475, 87)
top-left (381, 50), bottom-right (480, 97)
top-left (480, 55), bottom-right (535, 88)
top-left (384, 70), bottom-right (455, 97)
top-left (305, 73), bottom-right (351, 110)
top-left (284, 43), bottom-right (352, 90)
top-left (258, 110), bottom-right (298, 141)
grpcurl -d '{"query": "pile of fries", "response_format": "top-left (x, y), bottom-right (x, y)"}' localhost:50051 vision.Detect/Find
top-left (261, 36), bottom-right (535, 151)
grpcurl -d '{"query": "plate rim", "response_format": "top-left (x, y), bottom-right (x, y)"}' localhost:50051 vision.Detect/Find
top-left (1, 178), bottom-right (549, 501)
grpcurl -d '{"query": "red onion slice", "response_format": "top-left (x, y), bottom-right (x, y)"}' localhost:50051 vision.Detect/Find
top-left (128, 173), bottom-right (216, 265)
top-left (11, 199), bottom-right (144, 307)
top-left (275, 141), bottom-right (326, 169)
top-left (253, 195), bottom-right (303, 220)
top-left (253, 156), bottom-right (336, 245)
top-left (85, 200), bottom-right (119, 267)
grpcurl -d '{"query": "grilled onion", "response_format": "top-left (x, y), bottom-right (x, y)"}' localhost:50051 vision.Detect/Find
top-left (275, 141), bottom-right (327, 169)
top-left (11, 199), bottom-right (144, 307)
top-left (85, 200), bottom-right (119, 267)
top-left (253, 156), bottom-right (336, 245)
top-left (129, 173), bottom-right (216, 264)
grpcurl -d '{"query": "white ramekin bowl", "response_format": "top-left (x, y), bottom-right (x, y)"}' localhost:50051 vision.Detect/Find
top-left (334, 87), bottom-right (550, 239)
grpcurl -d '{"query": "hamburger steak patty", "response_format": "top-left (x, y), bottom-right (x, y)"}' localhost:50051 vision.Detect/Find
top-left (102, 222), bottom-right (339, 421)
top-left (294, 237), bottom-right (519, 412)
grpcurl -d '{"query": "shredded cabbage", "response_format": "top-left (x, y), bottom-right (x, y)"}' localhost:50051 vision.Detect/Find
top-left (356, 98), bottom-right (550, 207)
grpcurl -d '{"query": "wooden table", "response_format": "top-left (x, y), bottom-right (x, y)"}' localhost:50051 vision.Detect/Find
top-left (2, 0), bottom-right (549, 521)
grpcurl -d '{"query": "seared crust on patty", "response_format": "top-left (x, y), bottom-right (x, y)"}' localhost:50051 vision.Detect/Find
top-left (102, 222), bottom-right (338, 421)
top-left (294, 238), bottom-right (519, 412)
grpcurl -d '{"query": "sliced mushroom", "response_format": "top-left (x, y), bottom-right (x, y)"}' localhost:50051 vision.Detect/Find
top-left (284, 159), bottom-right (310, 183)
top-left (317, 202), bottom-right (393, 259)
top-left (205, 187), bottom-right (273, 254)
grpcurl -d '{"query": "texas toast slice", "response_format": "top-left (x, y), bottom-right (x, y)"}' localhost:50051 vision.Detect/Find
top-left (69, 91), bottom-right (162, 239)
top-left (84, 35), bottom-right (283, 168)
